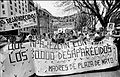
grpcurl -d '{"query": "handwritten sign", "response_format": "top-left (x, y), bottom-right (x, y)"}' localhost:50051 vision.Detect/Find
top-left (31, 38), bottom-right (118, 76)
top-left (0, 11), bottom-right (37, 31)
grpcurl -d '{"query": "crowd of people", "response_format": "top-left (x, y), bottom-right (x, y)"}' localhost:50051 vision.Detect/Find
top-left (39, 27), bottom-right (120, 45)
top-left (0, 27), bottom-right (120, 47)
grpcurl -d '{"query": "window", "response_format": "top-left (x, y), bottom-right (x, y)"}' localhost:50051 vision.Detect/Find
top-left (22, 3), bottom-right (24, 6)
top-left (9, 0), bottom-right (12, 4)
top-left (22, 8), bottom-right (24, 10)
top-left (19, 5), bottom-right (21, 9)
top-left (47, 15), bottom-right (49, 17)
top-left (25, 0), bottom-right (26, 3)
top-left (25, 5), bottom-right (27, 8)
top-left (66, 19), bottom-right (68, 22)
top-left (15, 8), bottom-right (17, 12)
top-left (23, 12), bottom-right (24, 14)
top-left (2, 4), bottom-right (4, 9)
top-left (15, 3), bottom-right (17, 7)
top-left (29, 5), bottom-right (31, 9)
top-left (33, 8), bottom-right (35, 11)
top-left (26, 28), bottom-right (28, 31)
top-left (19, 10), bottom-right (21, 14)
top-left (10, 6), bottom-right (12, 10)
top-left (1, 0), bottom-right (3, 2)
top-left (18, 0), bottom-right (20, 4)
top-left (11, 12), bottom-right (13, 15)
top-left (26, 9), bottom-right (27, 12)
top-left (43, 12), bottom-right (45, 15)
top-left (2, 10), bottom-right (5, 14)
top-left (30, 9), bottom-right (32, 12)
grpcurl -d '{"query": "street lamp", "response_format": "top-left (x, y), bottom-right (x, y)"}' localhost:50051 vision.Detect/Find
top-left (34, 2), bottom-right (40, 35)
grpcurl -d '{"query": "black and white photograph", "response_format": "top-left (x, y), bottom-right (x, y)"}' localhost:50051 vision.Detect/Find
top-left (0, 0), bottom-right (120, 77)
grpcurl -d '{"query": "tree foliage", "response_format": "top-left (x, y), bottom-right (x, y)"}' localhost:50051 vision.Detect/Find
top-left (55, 0), bottom-right (120, 28)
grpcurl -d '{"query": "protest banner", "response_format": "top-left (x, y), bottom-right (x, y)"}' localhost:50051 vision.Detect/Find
top-left (0, 42), bottom-right (35, 77)
top-left (0, 11), bottom-right (37, 31)
top-left (31, 38), bottom-right (118, 76)
top-left (0, 36), bottom-right (118, 76)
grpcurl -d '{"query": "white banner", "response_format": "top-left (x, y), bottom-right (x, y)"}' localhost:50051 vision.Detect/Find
top-left (32, 38), bottom-right (118, 76)
top-left (0, 37), bottom-right (118, 76)
top-left (0, 11), bottom-right (37, 31)
top-left (0, 42), bottom-right (34, 77)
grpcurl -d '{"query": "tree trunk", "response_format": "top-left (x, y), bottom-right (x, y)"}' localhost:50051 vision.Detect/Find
top-left (98, 16), bottom-right (109, 29)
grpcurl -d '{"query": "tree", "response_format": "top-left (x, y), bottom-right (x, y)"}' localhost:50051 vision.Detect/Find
top-left (55, 1), bottom-right (96, 31)
top-left (75, 13), bottom-right (91, 31)
top-left (55, 0), bottom-right (120, 28)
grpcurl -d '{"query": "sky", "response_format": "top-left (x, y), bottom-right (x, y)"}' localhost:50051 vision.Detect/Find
top-left (34, 1), bottom-right (76, 17)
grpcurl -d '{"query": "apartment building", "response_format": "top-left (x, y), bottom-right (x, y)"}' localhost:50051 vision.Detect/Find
top-left (20, 0), bottom-right (36, 34)
top-left (51, 14), bottom-right (76, 33)
top-left (28, 0), bottom-right (35, 12)
top-left (38, 8), bottom-right (52, 34)
top-left (0, 0), bottom-right (37, 35)
top-left (0, 0), bottom-right (28, 18)
top-left (0, 0), bottom-right (29, 35)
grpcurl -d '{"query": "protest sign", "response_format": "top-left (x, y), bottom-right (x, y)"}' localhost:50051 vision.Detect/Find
top-left (107, 23), bottom-right (115, 31)
top-left (32, 38), bottom-right (118, 76)
top-left (0, 11), bottom-right (37, 31)
top-left (58, 28), bottom-right (63, 33)
top-left (0, 42), bottom-right (35, 77)
top-left (54, 31), bottom-right (58, 34)
top-left (0, 37), bottom-right (118, 76)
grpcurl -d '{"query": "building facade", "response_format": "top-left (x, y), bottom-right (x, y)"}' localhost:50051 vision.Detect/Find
top-left (28, 0), bottom-right (35, 12)
top-left (0, 0), bottom-right (38, 35)
top-left (0, 0), bottom-right (53, 35)
top-left (0, 0), bottom-right (28, 18)
top-left (20, 0), bottom-right (36, 34)
top-left (50, 14), bottom-right (77, 33)
top-left (38, 8), bottom-right (52, 35)
top-left (0, 0), bottom-right (29, 35)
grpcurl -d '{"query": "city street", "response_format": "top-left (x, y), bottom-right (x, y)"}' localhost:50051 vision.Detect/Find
top-left (1, 0), bottom-right (120, 77)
